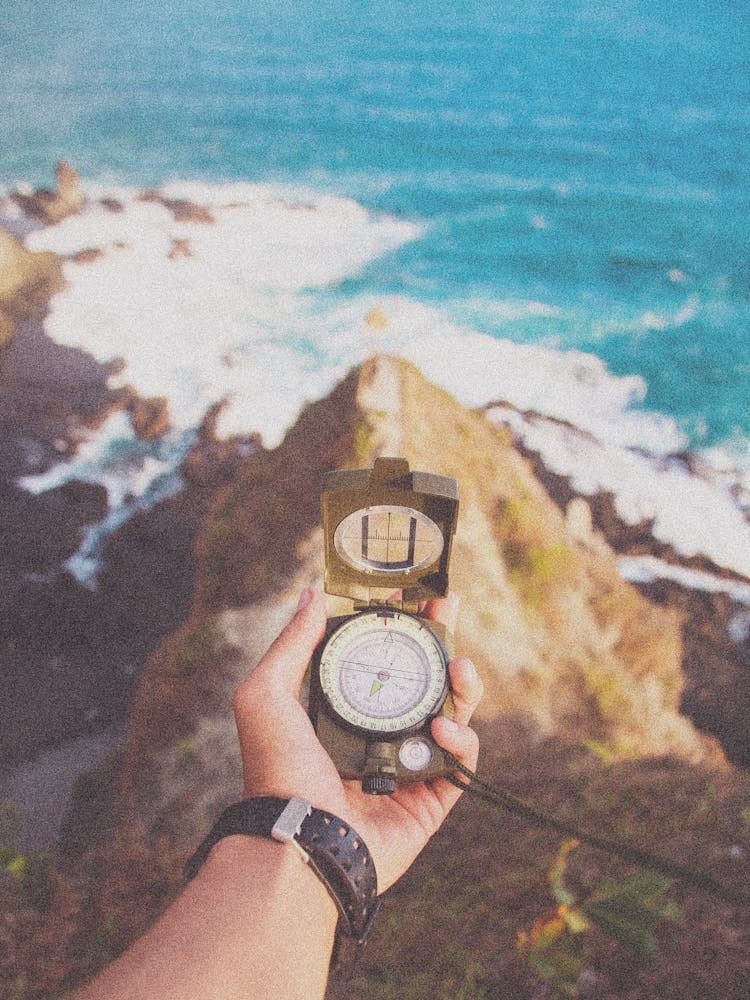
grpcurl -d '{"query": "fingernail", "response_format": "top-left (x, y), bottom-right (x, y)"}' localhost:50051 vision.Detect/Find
top-left (441, 717), bottom-right (458, 732)
top-left (297, 587), bottom-right (314, 611)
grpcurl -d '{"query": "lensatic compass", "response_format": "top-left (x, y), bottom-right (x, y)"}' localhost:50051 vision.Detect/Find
top-left (308, 457), bottom-right (459, 794)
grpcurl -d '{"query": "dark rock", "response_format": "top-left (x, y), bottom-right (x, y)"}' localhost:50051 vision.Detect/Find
top-left (0, 478), bottom-right (108, 572)
top-left (0, 571), bottom-right (129, 764)
top-left (0, 318), bottom-right (129, 476)
top-left (12, 161), bottom-right (86, 225)
top-left (68, 247), bottom-right (104, 265)
top-left (99, 197), bottom-right (124, 213)
top-left (639, 579), bottom-right (750, 768)
top-left (0, 315), bottom-right (211, 765)
top-left (138, 190), bottom-right (214, 224)
top-left (0, 473), bottom-right (211, 764)
top-left (54, 478), bottom-right (110, 521)
top-left (180, 399), bottom-right (260, 485)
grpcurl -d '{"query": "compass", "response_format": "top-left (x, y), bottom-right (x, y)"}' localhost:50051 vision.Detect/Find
top-left (309, 457), bottom-right (459, 794)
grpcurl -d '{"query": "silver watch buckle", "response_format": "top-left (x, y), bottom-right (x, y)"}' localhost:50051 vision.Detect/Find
top-left (271, 796), bottom-right (313, 863)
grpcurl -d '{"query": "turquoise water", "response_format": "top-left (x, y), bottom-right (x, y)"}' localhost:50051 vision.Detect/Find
top-left (2, 0), bottom-right (749, 454)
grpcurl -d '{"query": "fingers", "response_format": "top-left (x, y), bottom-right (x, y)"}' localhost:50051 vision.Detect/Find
top-left (435, 656), bottom-right (482, 770)
top-left (447, 656), bottom-right (483, 726)
top-left (239, 588), bottom-right (326, 699)
top-left (431, 716), bottom-right (479, 771)
top-left (428, 715), bottom-right (479, 817)
top-left (419, 590), bottom-right (460, 633)
top-left (427, 656), bottom-right (482, 811)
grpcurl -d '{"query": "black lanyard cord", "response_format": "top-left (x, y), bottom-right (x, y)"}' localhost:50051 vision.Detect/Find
top-left (444, 753), bottom-right (750, 907)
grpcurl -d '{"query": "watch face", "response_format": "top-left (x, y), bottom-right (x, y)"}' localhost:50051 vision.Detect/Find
top-left (333, 504), bottom-right (444, 574)
top-left (319, 610), bottom-right (448, 734)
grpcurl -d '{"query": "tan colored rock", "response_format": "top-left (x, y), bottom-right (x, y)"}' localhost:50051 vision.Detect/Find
top-left (127, 394), bottom-right (171, 440)
top-left (0, 227), bottom-right (63, 345)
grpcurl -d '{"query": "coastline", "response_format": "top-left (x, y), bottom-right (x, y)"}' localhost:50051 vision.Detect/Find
top-left (1, 325), bottom-right (748, 852)
top-left (1, 170), bottom-right (749, 854)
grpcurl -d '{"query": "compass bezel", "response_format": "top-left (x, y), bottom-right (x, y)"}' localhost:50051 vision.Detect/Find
top-left (318, 609), bottom-right (449, 738)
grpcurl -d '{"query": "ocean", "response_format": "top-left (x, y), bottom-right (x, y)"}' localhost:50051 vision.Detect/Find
top-left (1, 0), bottom-right (749, 580)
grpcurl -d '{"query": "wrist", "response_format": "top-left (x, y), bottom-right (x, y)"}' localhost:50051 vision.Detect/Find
top-left (202, 833), bottom-right (339, 937)
top-left (186, 797), bottom-right (380, 947)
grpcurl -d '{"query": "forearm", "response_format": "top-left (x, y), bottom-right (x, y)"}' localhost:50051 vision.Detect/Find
top-left (73, 836), bottom-right (338, 1000)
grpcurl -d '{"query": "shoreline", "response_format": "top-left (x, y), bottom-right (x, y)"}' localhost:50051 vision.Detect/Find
top-left (1, 172), bottom-right (749, 855)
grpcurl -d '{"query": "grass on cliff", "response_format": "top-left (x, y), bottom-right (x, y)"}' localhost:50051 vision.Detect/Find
top-left (326, 723), bottom-right (750, 1000)
top-left (3, 721), bottom-right (748, 999)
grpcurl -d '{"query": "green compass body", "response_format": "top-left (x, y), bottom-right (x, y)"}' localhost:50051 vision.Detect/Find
top-left (309, 458), bottom-right (459, 794)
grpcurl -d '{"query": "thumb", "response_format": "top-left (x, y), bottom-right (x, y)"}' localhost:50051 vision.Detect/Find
top-left (246, 588), bottom-right (326, 697)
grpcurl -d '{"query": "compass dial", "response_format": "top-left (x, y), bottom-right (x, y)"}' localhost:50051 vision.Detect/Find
top-left (319, 609), bottom-right (448, 734)
top-left (333, 504), bottom-right (443, 574)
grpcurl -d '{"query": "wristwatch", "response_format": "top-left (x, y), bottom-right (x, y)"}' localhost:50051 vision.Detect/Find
top-left (185, 796), bottom-right (380, 946)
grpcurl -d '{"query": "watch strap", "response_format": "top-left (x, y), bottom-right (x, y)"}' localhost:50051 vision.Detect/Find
top-left (185, 796), bottom-right (380, 944)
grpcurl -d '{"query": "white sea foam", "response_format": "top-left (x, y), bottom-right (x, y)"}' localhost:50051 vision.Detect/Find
top-left (25, 182), bottom-right (421, 441)
top-left (19, 179), bottom-right (750, 588)
top-left (488, 406), bottom-right (750, 580)
top-left (19, 411), bottom-right (184, 506)
top-left (19, 412), bottom-right (135, 496)
top-left (619, 555), bottom-right (750, 606)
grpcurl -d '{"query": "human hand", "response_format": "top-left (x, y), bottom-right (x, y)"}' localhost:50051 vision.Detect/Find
top-left (232, 588), bottom-right (482, 892)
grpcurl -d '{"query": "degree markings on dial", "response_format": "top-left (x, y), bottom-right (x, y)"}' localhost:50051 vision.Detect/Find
top-left (320, 610), bottom-right (448, 729)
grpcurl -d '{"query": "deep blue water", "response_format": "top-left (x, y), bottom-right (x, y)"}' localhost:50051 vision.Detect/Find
top-left (2, 0), bottom-right (749, 455)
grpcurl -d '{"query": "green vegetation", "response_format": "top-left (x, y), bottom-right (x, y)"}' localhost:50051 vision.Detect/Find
top-left (2, 735), bottom-right (749, 999)
top-left (518, 841), bottom-right (682, 999)
top-left (171, 618), bottom-right (224, 680)
top-left (0, 802), bottom-right (55, 913)
top-left (498, 494), bottom-right (575, 608)
top-left (583, 662), bottom-right (629, 730)
top-left (354, 416), bottom-right (375, 462)
top-left (199, 503), bottom-right (239, 608)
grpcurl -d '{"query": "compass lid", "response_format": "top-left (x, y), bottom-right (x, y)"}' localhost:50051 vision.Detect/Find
top-left (321, 457), bottom-right (459, 603)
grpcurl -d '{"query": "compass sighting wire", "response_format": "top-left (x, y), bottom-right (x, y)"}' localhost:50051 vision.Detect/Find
top-left (444, 753), bottom-right (750, 908)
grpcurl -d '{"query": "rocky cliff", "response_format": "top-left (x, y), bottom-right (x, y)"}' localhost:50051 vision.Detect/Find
top-left (118, 355), bottom-right (718, 849)
top-left (4, 355), bottom-right (749, 1000)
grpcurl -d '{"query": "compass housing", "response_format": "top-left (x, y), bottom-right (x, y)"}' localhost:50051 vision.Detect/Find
top-left (309, 609), bottom-right (454, 786)
top-left (311, 458), bottom-right (460, 793)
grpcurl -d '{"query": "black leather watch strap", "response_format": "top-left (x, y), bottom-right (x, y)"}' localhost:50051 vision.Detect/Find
top-left (185, 796), bottom-right (380, 944)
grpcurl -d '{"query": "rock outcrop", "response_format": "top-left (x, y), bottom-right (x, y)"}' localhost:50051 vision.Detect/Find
top-left (0, 227), bottom-right (63, 346)
top-left (127, 393), bottom-right (171, 439)
top-left (11, 161), bottom-right (86, 225)
top-left (6, 357), bottom-right (749, 1000)
top-left (118, 356), bottom-right (719, 848)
